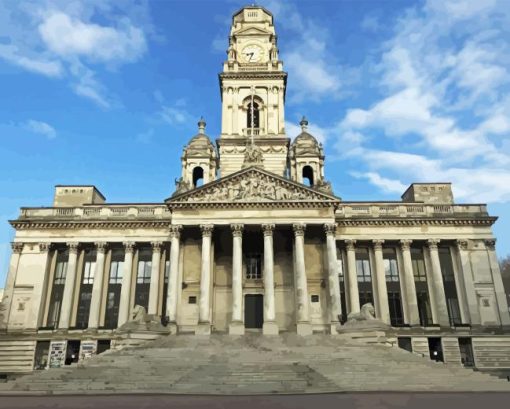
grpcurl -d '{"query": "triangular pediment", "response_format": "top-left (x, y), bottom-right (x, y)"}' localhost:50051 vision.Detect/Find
top-left (166, 167), bottom-right (340, 207)
top-left (234, 27), bottom-right (271, 36)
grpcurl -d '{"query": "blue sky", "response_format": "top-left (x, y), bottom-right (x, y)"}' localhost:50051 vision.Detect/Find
top-left (1, 0), bottom-right (509, 286)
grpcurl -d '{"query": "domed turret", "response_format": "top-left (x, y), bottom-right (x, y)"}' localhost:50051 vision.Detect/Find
top-left (288, 117), bottom-right (332, 193)
top-left (174, 118), bottom-right (218, 195)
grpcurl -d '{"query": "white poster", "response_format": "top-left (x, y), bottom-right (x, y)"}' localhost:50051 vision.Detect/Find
top-left (79, 340), bottom-right (97, 360)
top-left (48, 340), bottom-right (67, 368)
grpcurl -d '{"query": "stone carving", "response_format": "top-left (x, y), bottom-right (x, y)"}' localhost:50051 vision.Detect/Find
top-left (173, 177), bottom-right (191, 196)
top-left (11, 242), bottom-right (23, 254)
top-left (339, 303), bottom-right (390, 331)
top-left (242, 143), bottom-right (264, 168)
top-left (116, 305), bottom-right (168, 333)
top-left (347, 303), bottom-right (376, 322)
top-left (173, 169), bottom-right (332, 203)
top-left (313, 179), bottom-right (333, 194)
top-left (484, 239), bottom-right (496, 250)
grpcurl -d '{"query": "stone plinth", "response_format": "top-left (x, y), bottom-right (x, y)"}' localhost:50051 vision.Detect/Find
top-left (262, 321), bottom-right (279, 335)
top-left (229, 321), bottom-right (245, 335)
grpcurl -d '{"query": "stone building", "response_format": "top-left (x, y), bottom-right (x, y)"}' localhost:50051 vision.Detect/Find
top-left (0, 5), bottom-right (509, 374)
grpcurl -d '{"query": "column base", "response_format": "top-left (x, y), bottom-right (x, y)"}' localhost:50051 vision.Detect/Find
top-left (166, 323), bottom-right (178, 335)
top-left (262, 321), bottom-right (279, 335)
top-left (195, 322), bottom-right (211, 335)
top-left (296, 322), bottom-right (313, 336)
top-left (330, 322), bottom-right (340, 335)
top-left (229, 321), bottom-right (245, 335)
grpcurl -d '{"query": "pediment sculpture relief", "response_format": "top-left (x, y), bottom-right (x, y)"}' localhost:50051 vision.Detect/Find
top-left (179, 171), bottom-right (328, 203)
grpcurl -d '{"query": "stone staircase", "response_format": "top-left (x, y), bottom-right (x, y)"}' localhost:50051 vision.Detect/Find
top-left (0, 339), bottom-right (35, 375)
top-left (1, 333), bottom-right (510, 394)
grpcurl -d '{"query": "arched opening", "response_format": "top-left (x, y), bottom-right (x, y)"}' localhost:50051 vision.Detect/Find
top-left (302, 165), bottom-right (314, 186)
top-left (192, 166), bottom-right (204, 187)
top-left (247, 102), bottom-right (260, 129)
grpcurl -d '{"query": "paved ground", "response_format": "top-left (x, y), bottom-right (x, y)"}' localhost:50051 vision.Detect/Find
top-left (1, 393), bottom-right (510, 409)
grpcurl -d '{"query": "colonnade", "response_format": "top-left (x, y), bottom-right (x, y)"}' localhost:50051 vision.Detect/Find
top-left (8, 225), bottom-right (507, 334)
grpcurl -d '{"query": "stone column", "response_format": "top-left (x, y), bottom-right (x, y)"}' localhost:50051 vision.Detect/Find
top-left (456, 240), bottom-right (480, 325)
top-left (325, 224), bottom-right (342, 333)
top-left (117, 242), bottom-right (135, 327)
top-left (88, 242), bottom-right (107, 329)
top-left (485, 239), bottom-right (510, 326)
top-left (147, 242), bottom-right (162, 315)
top-left (427, 239), bottom-right (450, 326)
top-left (262, 223), bottom-right (278, 335)
top-left (197, 224), bottom-right (214, 335)
top-left (0, 243), bottom-right (24, 330)
top-left (229, 224), bottom-right (244, 335)
top-left (166, 225), bottom-right (182, 332)
top-left (373, 240), bottom-right (390, 324)
top-left (293, 223), bottom-right (312, 335)
top-left (345, 239), bottom-right (360, 314)
top-left (400, 240), bottom-right (420, 325)
top-left (58, 243), bottom-right (79, 329)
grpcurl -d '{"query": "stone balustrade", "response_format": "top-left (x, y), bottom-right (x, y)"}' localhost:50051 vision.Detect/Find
top-left (19, 205), bottom-right (171, 219)
top-left (336, 203), bottom-right (488, 218)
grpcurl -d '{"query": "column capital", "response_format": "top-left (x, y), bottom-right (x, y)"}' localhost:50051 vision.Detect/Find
top-left (456, 239), bottom-right (469, 251)
top-left (67, 242), bottom-right (79, 254)
top-left (169, 225), bottom-right (183, 239)
top-left (292, 223), bottom-right (306, 237)
top-left (95, 242), bottom-right (108, 253)
top-left (230, 223), bottom-right (244, 237)
top-left (400, 239), bottom-right (413, 251)
top-left (427, 239), bottom-right (440, 250)
top-left (151, 241), bottom-right (163, 251)
top-left (345, 239), bottom-right (356, 251)
top-left (324, 223), bottom-right (337, 236)
top-left (262, 223), bottom-right (275, 236)
top-left (11, 242), bottom-right (24, 254)
top-left (200, 224), bottom-right (214, 237)
top-left (123, 241), bottom-right (136, 253)
top-left (372, 239), bottom-right (385, 251)
top-left (484, 239), bottom-right (496, 250)
top-left (38, 242), bottom-right (51, 253)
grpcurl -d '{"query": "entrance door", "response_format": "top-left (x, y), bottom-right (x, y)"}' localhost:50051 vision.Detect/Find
top-left (428, 337), bottom-right (444, 362)
top-left (245, 294), bottom-right (263, 328)
top-left (459, 337), bottom-right (475, 367)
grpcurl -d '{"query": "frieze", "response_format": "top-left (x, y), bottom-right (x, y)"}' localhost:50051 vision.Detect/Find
top-left (169, 168), bottom-right (339, 204)
top-left (335, 218), bottom-right (496, 227)
top-left (10, 220), bottom-right (173, 230)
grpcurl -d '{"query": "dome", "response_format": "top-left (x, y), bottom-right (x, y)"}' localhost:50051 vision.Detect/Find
top-left (183, 118), bottom-right (216, 158)
top-left (289, 117), bottom-right (323, 158)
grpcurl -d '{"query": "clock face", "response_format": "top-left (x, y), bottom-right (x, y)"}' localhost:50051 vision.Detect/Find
top-left (242, 44), bottom-right (264, 63)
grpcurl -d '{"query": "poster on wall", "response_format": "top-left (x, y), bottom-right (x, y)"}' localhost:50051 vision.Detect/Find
top-left (79, 340), bottom-right (97, 360)
top-left (48, 340), bottom-right (67, 368)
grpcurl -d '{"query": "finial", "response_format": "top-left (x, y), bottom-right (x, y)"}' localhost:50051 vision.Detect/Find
top-left (198, 117), bottom-right (206, 134)
top-left (300, 116), bottom-right (308, 131)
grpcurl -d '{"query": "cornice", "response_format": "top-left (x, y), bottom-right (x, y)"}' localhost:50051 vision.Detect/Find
top-left (9, 220), bottom-right (173, 230)
top-left (219, 71), bottom-right (287, 81)
top-left (335, 217), bottom-right (497, 227)
top-left (168, 201), bottom-right (336, 210)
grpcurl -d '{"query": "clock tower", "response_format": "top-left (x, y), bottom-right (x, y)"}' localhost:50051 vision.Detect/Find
top-left (218, 5), bottom-right (289, 176)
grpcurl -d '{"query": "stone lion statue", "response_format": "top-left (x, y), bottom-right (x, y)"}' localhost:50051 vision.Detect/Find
top-left (130, 305), bottom-right (160, 325)
top-left (346, 303), bottom-right (376, 322)
top-left (116, 305), bottom-right (167, 334)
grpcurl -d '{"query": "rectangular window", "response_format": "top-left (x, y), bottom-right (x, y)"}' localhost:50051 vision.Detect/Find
top-left (411, 248), bottom-right (427, 282)
top-left (246, 253), bottom-right (262, 279)
top-left (337, 253), bottom-right (347, 323)
top-left (104, 249), bottom-right (124, 329)
top-left (439, 246), bottom-right (462, 325)
top-left (134, 248), bottom-right (151, 310)
top-left (355, 248), bottom-right (371, 282)
top-left (46, 251), bottom-right (68, 328)
top-left (76, 250), bottom-right (96, 329)
top-left (137, 260), bottom-right (152, 284)
top-left (383, 248), bottom-right (399, 282)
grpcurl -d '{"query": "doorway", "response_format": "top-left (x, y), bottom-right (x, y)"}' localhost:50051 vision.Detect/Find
top-left (428, 337), bottom-right (444, 362)
top-left (245, 294), bottom-right (263, 329)
top-left (459, 337), bottom-right (475, 367)
top-left (65, 340), bottom-right (81, 365)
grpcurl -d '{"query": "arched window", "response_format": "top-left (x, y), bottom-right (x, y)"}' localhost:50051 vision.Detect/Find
top-left (192, 166), bottom-right (204, 188)
top-left (302, 165), bottom-right (314, 186)
top-left (247, 102), bottom-right (260, 129)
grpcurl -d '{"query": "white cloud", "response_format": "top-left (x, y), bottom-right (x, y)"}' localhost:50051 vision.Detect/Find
top-left (38, 12), bottom-right (146, 64)
top-left (0, 44), bottom-right (63, 77)
top-left (286, 120), bottom-right (329, 144)
top-left (0, 1), bottom-right (150, 108)
top-left (160, 106), bottom-right (193, 126)
top-left (24, 120), bottom-right (57, 139)
top-left (334, 0), bottom-right (510, 203)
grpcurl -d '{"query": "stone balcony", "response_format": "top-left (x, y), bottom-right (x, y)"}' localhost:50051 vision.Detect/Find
top-left (18, 204), bottom-right (171, 220)
top-left (335, 203), bottom-right (490, 219)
